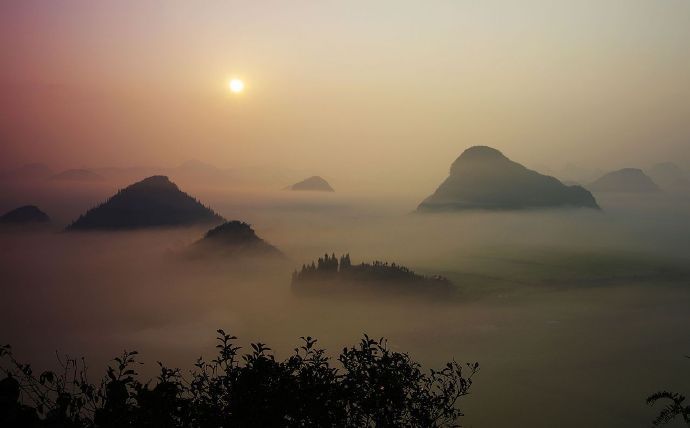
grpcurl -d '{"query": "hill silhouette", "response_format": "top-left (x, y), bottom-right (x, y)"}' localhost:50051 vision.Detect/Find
top-left (418, 146), bottom-right (599, 211)
top-left (50, 169), bottom-right (105, 182)
top-left (0, 205), bottom-right (50, 224)
top-left (66, 176), bottom-right (224, 230)
top-left (588, 168), bottom-right (661, 193)
top-left (292, 253), bottom-right (452, 296)
top-left (666, 177), bottom-right (690, 195)
top-left (647, 162), bottom-right (687, 189)
top-left (286, 176), bottom-right (334, 192)
top-left (190, 221), bottom-right (283, 258)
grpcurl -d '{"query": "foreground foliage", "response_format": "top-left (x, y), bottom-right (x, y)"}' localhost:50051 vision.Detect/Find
top-left (647, 391), bottom-right (689, 426)
top-left (647, 356), bottom-right (690, 426)
top-left (0, 330), bottom-right (478, 427)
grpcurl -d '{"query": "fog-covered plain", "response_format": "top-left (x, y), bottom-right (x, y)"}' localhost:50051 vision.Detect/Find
top-left (1, 182), bottom-right (689, 427)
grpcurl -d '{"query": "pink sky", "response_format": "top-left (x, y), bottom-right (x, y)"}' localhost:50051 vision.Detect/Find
top-left (2, 0), bottom-right (690, 182)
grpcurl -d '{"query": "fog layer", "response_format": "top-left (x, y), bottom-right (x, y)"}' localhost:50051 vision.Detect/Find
top-left (1, 184), bottom-right (689, 427)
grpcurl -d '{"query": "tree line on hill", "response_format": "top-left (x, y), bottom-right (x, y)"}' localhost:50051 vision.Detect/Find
top-left (291, 253), bottom-right (453, 293)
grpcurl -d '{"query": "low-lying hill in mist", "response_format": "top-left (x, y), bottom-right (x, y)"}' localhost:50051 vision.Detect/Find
top-left (0, 205), bottom-right (50, 224)
top-left (589, 168), bottom-right (661, 193)
top-left (286, 176), bottom-right (335, 192)
top-left (292, 253), bottom-right (453, 298)
top-left (187, 220), bottom-right (284, 260)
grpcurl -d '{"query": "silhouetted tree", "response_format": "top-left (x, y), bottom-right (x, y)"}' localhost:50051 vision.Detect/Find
top-left (340, 253), bottom-right (351, 270)
top-left (1, 331), bottom-right (478, 427)
top-left (647, 356), bottom-right (690, 426)
top-left (292, 254), bottom-right (452, 296)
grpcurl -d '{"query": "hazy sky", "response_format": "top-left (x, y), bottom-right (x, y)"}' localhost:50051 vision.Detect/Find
top-left (2, 0), bottom-right (690, 181)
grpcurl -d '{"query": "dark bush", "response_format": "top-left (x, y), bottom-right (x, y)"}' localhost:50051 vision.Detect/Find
top-left (647, 356), bottom-right (690, 426)
top-left (0, 331), bottom-right (478, 427)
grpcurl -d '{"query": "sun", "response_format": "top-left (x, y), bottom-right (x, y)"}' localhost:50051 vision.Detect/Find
top-left (228, 78), bottom-right (245, 93)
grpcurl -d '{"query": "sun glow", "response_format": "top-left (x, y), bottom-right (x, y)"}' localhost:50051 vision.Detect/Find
top-left (228, 78), bottom-right (245, 93)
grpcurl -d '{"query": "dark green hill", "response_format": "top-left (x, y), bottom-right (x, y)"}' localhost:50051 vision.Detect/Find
top-left (67, 175), bottom-right (223, 230)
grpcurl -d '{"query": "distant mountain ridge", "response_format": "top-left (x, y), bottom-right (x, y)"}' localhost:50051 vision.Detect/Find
top-left (647, 162), bottom-right (688, 191)
top-left (588, 168), bottom-right (661, 193)
top-left (418, 146), bottom-right (599, 211)
top-left (648, 162), bottom-right (683, 183)
top-left (66, 175), bottom-right (224, 230)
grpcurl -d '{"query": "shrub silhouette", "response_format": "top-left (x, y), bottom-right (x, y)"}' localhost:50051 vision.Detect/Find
top-left (647, 391), bottom-right (689, 426)
top-left (647, 356), bottom-right (690, 426)
top-left (1, 330), bottom-right (478, 427)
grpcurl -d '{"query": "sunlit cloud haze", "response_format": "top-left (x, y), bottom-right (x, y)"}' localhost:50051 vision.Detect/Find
top-left (1, 0), bottom-right (690, 190)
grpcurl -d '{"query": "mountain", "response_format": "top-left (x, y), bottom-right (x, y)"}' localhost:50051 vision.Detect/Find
top-left (286, 176), bottom-right (334, 192)
top-left (190, 221), bottom-right (283, 258)
top-left (418, 146), bottom-right (599, 212)
top-left (0, 163), bottom-right (54, 181)
top-left (0, 205), bottom-right (50, 224)
top-left (588, 168), bottom-right (661, 193)
top-left (51, 169), bottom-right (105, 182)
top-left (647, 162), bottom-right (686, 189)
top-left (66, 175), bottom-right (224, 230)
